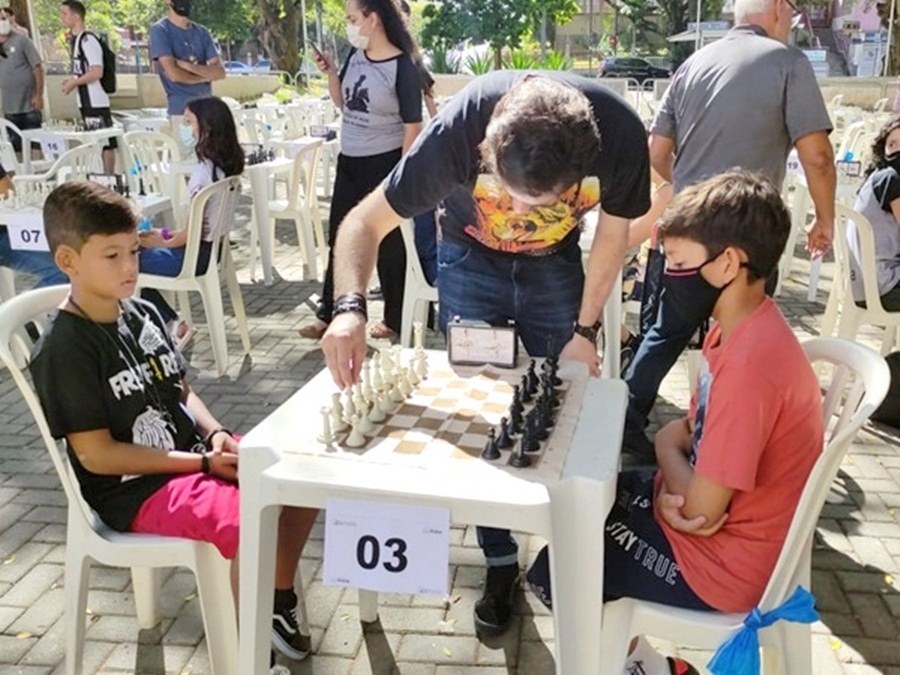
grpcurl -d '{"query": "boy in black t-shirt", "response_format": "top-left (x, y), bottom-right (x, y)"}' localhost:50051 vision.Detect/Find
top-left (29, 181), bottom-right (314, 662)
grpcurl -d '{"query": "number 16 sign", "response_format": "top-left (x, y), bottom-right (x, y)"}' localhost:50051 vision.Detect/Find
top-left (323, 498), bottom-right (450, 596)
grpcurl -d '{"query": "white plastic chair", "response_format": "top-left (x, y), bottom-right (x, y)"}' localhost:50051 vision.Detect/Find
top-left (0, 267), bottom-right (15, 302)
top-left (122, 130), bottom-right (184, 209)
top-left (597, 337), bottom-right (889, 675)
top-left (136, 176), bottom-right (252, 376)
top-left (12, 144), bottom-right (102, 188)
top-left (398, 219), bottom-right (438, 347)
top-left (251, 139), bottom-right (325, 280)
top-left (829, 202), bottom-right (900, 354)
top-left (0, 285), bottom-right (239, 675)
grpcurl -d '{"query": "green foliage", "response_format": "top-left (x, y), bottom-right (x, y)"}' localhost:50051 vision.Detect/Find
top-left (422, 0), bottom-right (578, 69)
top-left (429, 46), bottom-right (460, 74)
top-left (191, 0), bottom-right (257, 43)
top-left (464, 51), bottom-right (494, 75)
top-left (540, 50), bottom-right (571, 70)
top-left (504, 48), bottom-right (538, 69)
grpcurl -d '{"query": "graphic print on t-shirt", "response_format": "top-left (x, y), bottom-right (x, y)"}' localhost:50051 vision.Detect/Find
top-left (345, 74), bottom-right (370, 113)
top-left (690, 359), bottom-right (712, 464)
top-left (464, 175), bottom-right (601, 254)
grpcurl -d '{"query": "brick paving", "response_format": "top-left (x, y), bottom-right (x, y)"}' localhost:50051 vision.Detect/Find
top-left (0, 191), bottom-right (899, 674)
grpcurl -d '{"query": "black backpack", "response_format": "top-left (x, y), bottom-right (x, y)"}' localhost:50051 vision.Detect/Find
top-left (76, 31), bottom-right (116, 94)
top-left (872, 351), bottom-right (900, 428)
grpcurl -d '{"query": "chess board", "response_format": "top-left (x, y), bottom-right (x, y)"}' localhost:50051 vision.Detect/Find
top-left (297, 352), bottom-right (590, 483)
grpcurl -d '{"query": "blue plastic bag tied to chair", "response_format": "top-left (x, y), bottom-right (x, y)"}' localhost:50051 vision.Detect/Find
top-left (707, 586), bottom-right (819, 675)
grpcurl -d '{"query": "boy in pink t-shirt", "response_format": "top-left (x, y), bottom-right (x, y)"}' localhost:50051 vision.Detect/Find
top-left (527, 169), bottom-right (823, 672)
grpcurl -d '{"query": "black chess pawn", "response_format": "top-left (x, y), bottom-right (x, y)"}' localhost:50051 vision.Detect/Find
top-left (531, 409), bottom-right (550, 441)
top-left (510, 404), bottom-right (524, 434)
top-left (508, 435), bottom-right (531, 468)
top-left (497, 416), bottom-right (514, 449)
top-left (522, 413), bottom-right (541, 452)
top-left (526, 360), bottom-right (539, 395)
top-left (538, 394), bottom-right (556, 429)
top-left (519, 375), bottom-right (533, 403)
top-left (481, 427), bottom-right (501, 460)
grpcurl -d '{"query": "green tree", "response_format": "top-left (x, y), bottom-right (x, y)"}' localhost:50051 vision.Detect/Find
top-left (421, 0), bottom-right (578, 69)
top-left (255, 0), bottom-right (303, 74)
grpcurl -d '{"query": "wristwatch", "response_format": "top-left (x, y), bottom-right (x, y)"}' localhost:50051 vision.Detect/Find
top-left (573, 320), bottom-right (601, 345)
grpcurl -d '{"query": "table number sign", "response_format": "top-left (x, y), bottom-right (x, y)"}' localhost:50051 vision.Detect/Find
top-left (5, 212), bottom-right (48, 252)
top-left (323, 498), bottom-right (450, 596)
top-left (37, 135), bottom-right (67, 159)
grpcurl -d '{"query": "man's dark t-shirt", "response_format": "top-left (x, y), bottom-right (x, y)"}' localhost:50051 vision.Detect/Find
top-left (384, 70), bottom-right (650, 256)
top-left (30, 299), bottom-right (201, 531)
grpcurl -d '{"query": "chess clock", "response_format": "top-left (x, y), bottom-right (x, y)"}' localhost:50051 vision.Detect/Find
top-left (447, 319), bottom-right (518, 368)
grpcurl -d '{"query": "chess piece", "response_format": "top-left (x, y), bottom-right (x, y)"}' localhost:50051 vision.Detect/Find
top-left (508, 435), bottom-right (531, 468)
top-left (368, 393), bottom-right (387, 422)
top-left (523, 413), bottom-right (541, 452)
top-left (378, 389), bottom-right (395, 413)
top-left (389, 379), bottom-right (405, 403)
top-left (519, 375), bottom-right (533, 403)
top-left (344, 414), bottom-right (367, 448)
top-left (496, 416), bottom-right (514, 448)
top-left (317, 407), bottom-right (335, 445)
top-left (372, 358), bottom-right (384, 392)
top-left (526, 360), bottom-right (539, 395)
top-left (510, 402), bottom-right (524, 434)
top-left (413, 320), bottom-right (424, 350)
top-left (331, 392), bottom-right (348, 432)
top-left (415, 350), bottom-right (428, 379)
top-left (481, 428), bottom-right (501, 460)
top-left (344, 389), bottom-right (357, 422)
top-left (398, 368), bottom-right (413, 396)
top-left (357, 407), bottom-right (375, 434)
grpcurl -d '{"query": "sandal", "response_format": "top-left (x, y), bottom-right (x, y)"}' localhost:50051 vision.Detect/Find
top-left (368, 321), bottom-right (397, 340)
top-left (170, 320), bottom-right (194, 352)
top-left (298, 319), bottom-right (328, 340)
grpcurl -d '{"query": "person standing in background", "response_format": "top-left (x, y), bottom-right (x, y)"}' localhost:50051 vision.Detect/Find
top-left (60, 0), bottom-right (117, 173)
top-left (0, 6), bottom-right (43, 159)
top-left (148, 0), bottom-right (224, 151)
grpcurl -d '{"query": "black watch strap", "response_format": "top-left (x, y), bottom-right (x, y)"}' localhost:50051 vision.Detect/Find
top-left (200, 452), bottom-right (211, 475)
top-left (333, 292), bottom-right (368, 320)
top-left (573, 321), bottom-right (600, 345)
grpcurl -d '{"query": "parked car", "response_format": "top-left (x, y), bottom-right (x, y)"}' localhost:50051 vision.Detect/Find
top-left (223, 60), bottom-right (252, 73)
top-left (598, 57), bottom-right (670, 84)
top-left (253, 59), bottom-right (272, 71)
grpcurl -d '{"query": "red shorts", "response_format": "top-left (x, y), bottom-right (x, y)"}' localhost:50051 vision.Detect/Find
top-left (130, 473), bottom-right (239, 559)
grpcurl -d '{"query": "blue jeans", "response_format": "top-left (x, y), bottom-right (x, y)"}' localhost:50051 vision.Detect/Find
top-left (139, 242), bottom-right (212, 323)
top-left (0, 229), bottom-right (67, 288)
top-left (437, 238), bottom-right (584, 566)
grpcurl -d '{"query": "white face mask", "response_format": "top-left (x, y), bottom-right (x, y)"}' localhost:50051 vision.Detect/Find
top-left (0, 20), bottom-right (12, 36)
top-left (346, 22), bottom-right (369, 50)
top-left (180, 123), bottom-right (197, 150)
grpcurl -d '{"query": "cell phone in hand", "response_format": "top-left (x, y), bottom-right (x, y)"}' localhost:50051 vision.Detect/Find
top-left (307, 40), bottom-right (327, 65)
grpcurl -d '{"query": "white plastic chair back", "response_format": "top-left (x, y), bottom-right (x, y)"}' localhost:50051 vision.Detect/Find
top-left (0, 286), bottom-right (239, 675)
top-left (12, 143), bottom-right (101, 187)
top-left (122, 130), bottom-right (182, 200)
top-left (398, 219), bottom-right (438, 347)
top-left (597, 337), bottom-right (889, 675)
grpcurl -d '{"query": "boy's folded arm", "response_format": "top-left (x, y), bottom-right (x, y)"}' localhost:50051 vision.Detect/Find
top-left (655, 417), bottom-right (693, 495)
top-left (681, 474), bottom-right (733, 536)
top-left (67, 428), bottom-right (204, 476)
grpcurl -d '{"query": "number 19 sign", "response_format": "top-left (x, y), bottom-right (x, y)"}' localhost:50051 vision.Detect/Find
top-left (323, 498), bottom-right (450, 596)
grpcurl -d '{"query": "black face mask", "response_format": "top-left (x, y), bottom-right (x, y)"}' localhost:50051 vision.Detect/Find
top-left (662, 251), bottom-right (755, 321)
top-left (886, 151), bottom-right (900, 174)
top-left (171, 0), bottom-right (191, 17)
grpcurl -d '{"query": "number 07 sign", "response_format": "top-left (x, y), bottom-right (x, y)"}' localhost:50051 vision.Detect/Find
top-left (323, 498), bottom-right (450, 596)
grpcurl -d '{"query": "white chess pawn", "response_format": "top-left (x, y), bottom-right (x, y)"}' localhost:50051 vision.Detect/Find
top-left (378, 388), bottom-right (395, 413)
top-left (363, 361), bottom-right (373, 392)
top-left (389, 379), bottom-right (405, 403)
top-left (344, 389), bottom-right (356, 421)
top-left (344, 414), bottom-right (367, 448)
top-left (352, 384), bottom-right (366, 415)
top-left (357, 407), bottom-right (375, 434)
top-left (331, 392), bottom-right (348, 432)
top-left (415, 350), bottom-right (428, 379)
top-left (372, 362), bottom-right (384, 393)
top-left (398, 368), bottom-right (413, 397)
top-left (413, 320), bottom-right (424, 350)
top-left (317, 407), bottom-right (335, 445)
top-left (368, 393), bottom-right (387, 422)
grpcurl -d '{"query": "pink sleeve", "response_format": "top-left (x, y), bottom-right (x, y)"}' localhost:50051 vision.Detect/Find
top-left (694, 365), bottom-right (781, 492)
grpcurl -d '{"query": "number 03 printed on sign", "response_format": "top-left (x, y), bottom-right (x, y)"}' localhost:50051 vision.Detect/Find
top-left (323, 498), bottom-right (451, 596)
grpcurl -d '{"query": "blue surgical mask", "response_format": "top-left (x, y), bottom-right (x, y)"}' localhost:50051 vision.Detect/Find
top-left (180, 124), bottom-right (197, 150)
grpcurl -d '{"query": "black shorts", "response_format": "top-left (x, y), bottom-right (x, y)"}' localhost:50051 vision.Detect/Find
top-left (5, 111), bottom-right (43, 152)
top-left (80, 107), bottom-right (118, 150)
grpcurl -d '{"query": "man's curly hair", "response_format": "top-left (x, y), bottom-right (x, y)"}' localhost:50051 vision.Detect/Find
top-left (480, 77), bottom-right (601, 196)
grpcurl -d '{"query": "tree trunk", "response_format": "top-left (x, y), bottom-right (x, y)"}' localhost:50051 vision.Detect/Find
top-left (255, 0), bottom-right (302, 74)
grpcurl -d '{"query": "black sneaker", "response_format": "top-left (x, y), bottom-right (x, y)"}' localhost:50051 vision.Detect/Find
top-left (622, 428), bottom-right (656, 468)
top-left (272, 589), bottom-right (310, 661)
top-left (474, 563), bottom-right (519, 636)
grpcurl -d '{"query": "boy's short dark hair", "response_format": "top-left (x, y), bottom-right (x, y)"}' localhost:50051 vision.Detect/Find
top-left (658, 169), bottom-right (790, 282)
top-left (480, 77), bottom-right (601, 197)
top-left (61, 0), bottom-right (86, 18)
top-left (0, 7), bottom-right (15, 18)
top-left (44, 181), bottom-right (138, 254)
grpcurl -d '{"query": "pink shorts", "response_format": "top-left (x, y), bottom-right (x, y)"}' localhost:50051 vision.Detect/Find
top-left (130, 473), bottom-right (239, 559)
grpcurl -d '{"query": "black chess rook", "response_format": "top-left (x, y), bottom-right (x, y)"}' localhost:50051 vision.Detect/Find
top-left (508, 436), bottom-right (531, 468)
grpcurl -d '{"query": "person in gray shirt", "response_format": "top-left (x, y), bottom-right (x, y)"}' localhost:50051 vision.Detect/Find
top-left (0, 7), bottom-right (43, 156)
top-left (623, 0), bottom-right (836, 460)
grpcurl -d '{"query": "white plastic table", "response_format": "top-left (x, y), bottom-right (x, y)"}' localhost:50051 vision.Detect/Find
top-left (0, 193), bottom-right (176, 252)
top-left (238, 350), bottom-right (627, 674)
top-left (20, 125), bottom-right (127, 173)
top-left (245, 156), bottom-right (293, 285)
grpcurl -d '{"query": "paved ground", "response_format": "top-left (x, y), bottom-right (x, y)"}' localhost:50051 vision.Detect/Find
top-left (1, 191), bottom-right (900, 674)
